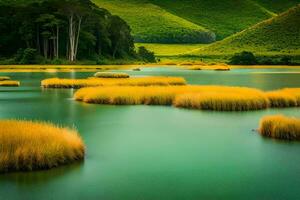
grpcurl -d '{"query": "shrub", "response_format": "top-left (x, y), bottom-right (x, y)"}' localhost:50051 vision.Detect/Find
top-left (259, 115), bottom-right (300, 140)
top-left (20, 48), bottom-right (38, 64)
top-left (137, 46), bottom-right (156, 63)
top-left (0, 120), bottom-right (85, 173)
top-left (229, 51), bottom-right (257, 65)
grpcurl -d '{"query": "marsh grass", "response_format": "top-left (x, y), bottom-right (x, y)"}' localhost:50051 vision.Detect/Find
top-left (266, 88), bottom-right (300, 107)
top-left (259, 115), bottom-right (300, 140)
top-left (174, 92), bottom-right (269, 111)
top-left (41, 77), bottom-right (186, 88)
top-left (75, 85), bottom-right (270, 111)
top-left (0, 120), bottom-right (85, 173)
top-left (0, 80), bottom-right (20, 87)
top-left (0, 76), bottom-right (10, 81)
top-left (186, 64), bottom-right (230, 71)
top-left (94, 72), bottom-right (130, 78)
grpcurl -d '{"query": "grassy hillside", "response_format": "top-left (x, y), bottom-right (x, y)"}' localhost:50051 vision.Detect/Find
top-left (135, 43), bottom-right (206, 56)
top-left (93, 0), bottom-right (300, 42)
top-left (192, 5), bottom-right (300, 56)
top-left (252, 0), bottom-right (300, 12)
top-left (151, 0), bottom-right (275, 40)
top-left (93, 0), bottom-right (215, 43)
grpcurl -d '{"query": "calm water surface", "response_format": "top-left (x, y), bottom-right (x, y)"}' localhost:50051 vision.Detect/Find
top-left (1, 67), bottom-right (300, 200)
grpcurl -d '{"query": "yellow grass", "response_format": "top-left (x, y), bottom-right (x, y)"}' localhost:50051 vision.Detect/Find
top-left (0, 76), bottom-right (10, 81)
top-left (41, 77), bottom-right (187, 88)
top-left (266, 88), bottom-right (300, 107)
top-left (174, 92), bottom-right (268, 111)
top-left (186, 64), bottom-right (231, 71)
top-left (94, 72), bottom-right (130, 78)
top-left (0, 80), bottom-right (20, 87)
top-left (0, 120), bottom-right (85, 173)
top-left (74, 85), bottom-right (269, 111)
top-left (259, 115), bottom-right (300, 140)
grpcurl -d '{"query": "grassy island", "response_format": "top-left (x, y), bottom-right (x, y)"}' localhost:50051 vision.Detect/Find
top-left (0, 76), bottom-right (10, 81)
top-left (41, 77), bottom-right (186, 88)
top-left (74, 85), bottom-right (269, 111)
top-left (259, 115), bottom-right (300, 140)
top-left (94, 72), bottom-right (130, 78)
top-left (0, 80), bottom-right (20, 87)
top-left (0, 120), bottom-right (85, 173)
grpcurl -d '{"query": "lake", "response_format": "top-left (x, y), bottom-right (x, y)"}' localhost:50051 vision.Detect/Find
top-left (1, 67), bottom-right (300, 200)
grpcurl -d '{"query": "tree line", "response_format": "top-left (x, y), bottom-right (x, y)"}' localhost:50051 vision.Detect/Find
top-left (0, 0), bottom-right (152, 64)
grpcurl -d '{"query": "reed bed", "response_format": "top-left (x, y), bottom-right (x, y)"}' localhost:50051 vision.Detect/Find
top-left (0, 120), bottom-right (85, 173)
top-left (266, 88), bottom-right (300, 107)
top-left (259, 115), bottom-right (300, 140)
top-left (174, 92), bottom-right (269, 111)
top-left (0, 80), bottom-right (20, 87)
top-left (41, 77), bottom-right (186, 88)
top-left (94, 72), bottom-right (130, 78)
top-left (75, 85), bottom-right (269, 111)
top-left (0, 76), bottom-right (10, 81)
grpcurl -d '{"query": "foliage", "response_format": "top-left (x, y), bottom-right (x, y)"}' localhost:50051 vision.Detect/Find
top-left (229, 51), bottom-right (257, 65)
top-left (137, 46), bottom-right (156, 62)
top-left (0, 0), bottom-right (135, 63)
top-left (20, 48), bottom-right (38, 64)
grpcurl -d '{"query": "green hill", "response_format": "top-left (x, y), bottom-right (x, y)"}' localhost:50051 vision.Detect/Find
top-left (192, 5), bottom-right (300, 56)
top-left (92, 0), bottom-right (215, 43)
top-left (93, 0), bottom-right (300, 42)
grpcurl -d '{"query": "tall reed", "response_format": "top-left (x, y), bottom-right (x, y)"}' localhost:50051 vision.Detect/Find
top-left (0, 120), bottom-right (85, 173)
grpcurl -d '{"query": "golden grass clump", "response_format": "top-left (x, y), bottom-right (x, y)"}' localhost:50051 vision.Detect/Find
top-left (259, 115), bottom-right (300, 140)
top-left (174, 92), bottom-right (269, 111)
top-left (266, 91), bottom-right (297, 107)
top-left (75, 85), bottom-right (269, 111)
top-left (0, 76), bottom-right (10, 81)
top-left (41, 77), bottom-right (186, 88)
top-left (266, 88), bottom-right (300, 107)
top-left (0, 120), bottom-right (85, 173)
top-left (94, 72), bottom-right (130, 78)
top-left (0, 80), bottom-right (20, 87)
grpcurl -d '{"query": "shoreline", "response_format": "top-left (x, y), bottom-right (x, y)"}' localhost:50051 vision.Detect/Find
top-left (0, 64), bottom-right (300, 73)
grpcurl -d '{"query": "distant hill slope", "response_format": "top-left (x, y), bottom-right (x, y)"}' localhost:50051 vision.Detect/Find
top-left (92, 0), bottom-right (215, 43)
top-left (93, 0), bottom-right (300, 42)
top-left (191, 5), bottom-right (300, 56)
top-left (252, 0), bottom-right (300, 12)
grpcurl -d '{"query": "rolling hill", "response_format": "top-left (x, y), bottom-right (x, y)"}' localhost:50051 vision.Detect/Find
top-left (92, 0), bottom-right (215, 44)
top-left (93, 0), bottom-right (300, 43)
top-left (191, 5), bottom-right (300, 56)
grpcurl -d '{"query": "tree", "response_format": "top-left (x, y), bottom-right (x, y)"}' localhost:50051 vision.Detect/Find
top-left (229, 51), bottom-right (257, 65)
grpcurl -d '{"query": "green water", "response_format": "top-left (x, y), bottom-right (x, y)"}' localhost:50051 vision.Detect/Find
top-left (1, 67), bottom-right (300, 200)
